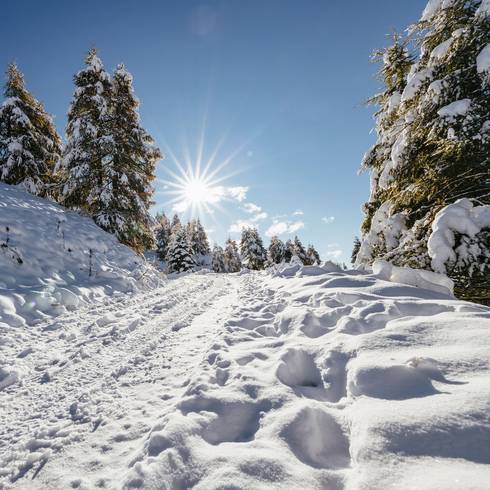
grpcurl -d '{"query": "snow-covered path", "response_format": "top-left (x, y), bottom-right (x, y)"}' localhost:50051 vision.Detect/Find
top-left (1, 273), bottom-right (239, 489)
top-left (2, 266), bottom-right (490, 490)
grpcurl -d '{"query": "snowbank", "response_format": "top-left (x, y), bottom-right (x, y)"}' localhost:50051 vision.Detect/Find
top-left (428, 198), bottom-right (490, 273)
top-left (372, 259), bottom-right (454, 295)
top-left (121, 265), bottom-right (490, 489)
top-left (0, 183), bottom-right (163, 326)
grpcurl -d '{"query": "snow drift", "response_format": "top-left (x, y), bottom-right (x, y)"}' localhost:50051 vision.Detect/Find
top-left (120, 264), bottom-right (490, 490)
top-left (0, 183), bottom-right (162, 326)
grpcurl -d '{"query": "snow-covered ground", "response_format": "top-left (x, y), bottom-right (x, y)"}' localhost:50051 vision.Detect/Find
top-left (1, 263), bottom-right (489, 489)
top-left (0, 183), bottom-right (163, 327)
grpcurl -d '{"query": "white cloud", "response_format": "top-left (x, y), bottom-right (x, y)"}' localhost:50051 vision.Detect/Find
top-left (243, 202), bottom-right (262, 214)
top-left (229, 219), bottom-right (257, 233)
top-left (322, 216), bottom-right (335, 224)
top-left (289, 221), bottom-right (305, 233)
top-left (324, 249), bottom-right (343, 259)
top-left (292, 210), bottom-right (304, 216)
top-left (240, 202), bottom-right (267, 223)
top-left (266, 222), bottom-right (288, 236)
top-left (251, 211), bottom-right (268, 222)
top-left (265, 220), bottom-right (304, 237)
top-left (222, 186), bottom-right (248, 202)
top-left (171, 185), bottom-right (249, 214)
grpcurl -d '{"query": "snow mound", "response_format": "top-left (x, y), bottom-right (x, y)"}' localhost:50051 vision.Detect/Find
top-left (271, 260), bottom-right (343, 279)
top-left (373, 259), bottom-right (454, 296)
top-left (0, 183), bottom-right (163, 326)
top-left (428, 198), bottom-right (490, 273)
top-left (122, 269), bottom-right (490, 489)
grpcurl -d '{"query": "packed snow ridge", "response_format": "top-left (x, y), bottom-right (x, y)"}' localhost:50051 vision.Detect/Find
top-left (1, 258), bottom-right (489, 489)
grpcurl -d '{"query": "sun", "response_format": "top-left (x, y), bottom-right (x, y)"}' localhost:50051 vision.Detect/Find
top-left (162, 167), bottom-right (222, 216)
top-left (157, 126), bottom-right (248, 219)
top-left (184, 177), bottom-right (212, 205)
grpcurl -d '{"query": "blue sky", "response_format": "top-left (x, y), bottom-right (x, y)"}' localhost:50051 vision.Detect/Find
top-left (2, 0), bottom-right (427, 263)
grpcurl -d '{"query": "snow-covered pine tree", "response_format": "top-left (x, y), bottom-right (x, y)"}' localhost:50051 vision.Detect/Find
top-left (284, 239), bottom-right (294, 263)
top-left (356, 34), bottom-right (413, 265)
top-left (92, 63), bottom-right (161, 252)
top-left (293, 236), bottom-right (308, 264)
top-left (185, 219), bottom-right (197, 252)
top-left (357, 0), bottom-right (490, 300)
top-left (186, 218), bottom-right (210, 265)
top-left (224, 238), bottom-right (242, 272)
top-left (351, 236), bottom-right (361, 265)
top-left (240, 227), bottom-right (266, 270)
top-left (59, 48), bottom-right (113, 212)
top-left (155, 212), bottom-right (171, 261)
top-left (267, 236), bottom-right (285, 264)
top-left (194, 219), bottom-right (210, 256)
top-left (306, 244), bottom-right (321, 265)
top-left (171, 213), bottom-right (182, 234)
top-left (166, 227), bottom-right (194, 273)
top-left (211, 245), bottom-right (226, 273)
top-left (0, 63), bottom-right (62, 197)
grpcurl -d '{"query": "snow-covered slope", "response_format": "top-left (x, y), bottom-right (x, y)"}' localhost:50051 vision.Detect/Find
top-left (0, 183), bottom-right (162, 326)
top-left (1, 264), bottom-right (489, 489)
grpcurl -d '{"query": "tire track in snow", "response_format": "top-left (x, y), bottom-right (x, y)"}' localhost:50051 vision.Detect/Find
top-left (0, 273), bottom-right (238, 488)
top-left (121, 271), bottom-right (356, 489)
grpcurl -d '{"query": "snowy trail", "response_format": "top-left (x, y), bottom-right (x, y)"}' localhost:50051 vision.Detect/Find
top-left (0, 273), bottom-right (239, 489)
top-left (2, 266), bottom-right (490, 489)
top-left (120, 266), bottom-right (490, 490)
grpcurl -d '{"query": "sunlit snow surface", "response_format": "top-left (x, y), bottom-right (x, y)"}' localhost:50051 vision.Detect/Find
top-left (0, 183), bottom-right (163, 327)
top-left (1, 257), bottom-right (489, 489)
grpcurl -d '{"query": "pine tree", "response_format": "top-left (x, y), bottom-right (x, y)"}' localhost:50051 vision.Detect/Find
top-left (351, 236), bottom-right (361, 265)
top-left (212, 245), bottom-right (226, 273)
top-left (185, 219), bottom-right (197, 252)
top-left (59, 48), bottom-right (113, 212)
top-left (194, 219), bottom-right (210, 256)
top-left (357, 34), bottom-right (413, 263)
top-left (171, 213), bottom-right (182, 234)
top-left (92, 63), bottom-right (161, 252)
top-left (293, 236), bottom-right (308, 264)
top-left (186, 218), bottom-right (210, 265)
top-left (267, 236), bottom-right (285, 264)
top-left (224, 238), bottom-right (242, 272)
top-left (155, 212), bottom-right (171, 261)
top-left (306, 244), bottom-right (321, 265)
top-left (240, 227), bottom-right (266, 270)
top-left (166, 227), bottom-right (194, 273)
top-left (357, 0), bottom-right (490, 299)
top-left (284, 239), bottom-right (294, 263)
top-left (0, 63), bottom-right (61, 196)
